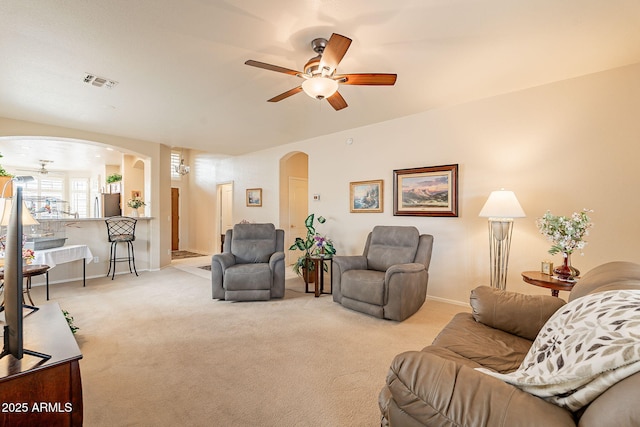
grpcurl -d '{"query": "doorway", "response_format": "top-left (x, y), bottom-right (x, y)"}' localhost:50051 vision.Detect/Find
top-left (287, 177), bottom-right (308, 266)
top-left (279, 152), bottom-right (309, 269)
top-left (171, 188), bottom-right (179, 250)
top-left (218, 182), bottom-right (233, 253)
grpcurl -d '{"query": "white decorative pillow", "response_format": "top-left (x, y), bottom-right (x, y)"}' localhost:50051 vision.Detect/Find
top-left (477, 289), bottom-right (640, 411)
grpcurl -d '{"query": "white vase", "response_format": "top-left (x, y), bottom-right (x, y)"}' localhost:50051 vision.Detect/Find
top-left (130, 209), bottom-right (138, 217)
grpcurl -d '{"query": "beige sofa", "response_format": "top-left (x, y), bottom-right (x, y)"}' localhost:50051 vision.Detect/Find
top-left (379, 261), bottom-right (640, 426)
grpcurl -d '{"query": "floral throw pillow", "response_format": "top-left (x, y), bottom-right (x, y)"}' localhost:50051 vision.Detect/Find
top-left (477, 289), bottom-right (640, 411)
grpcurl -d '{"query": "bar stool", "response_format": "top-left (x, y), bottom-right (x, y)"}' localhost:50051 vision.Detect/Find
top-left (105, 216), bottom-right (138, 280)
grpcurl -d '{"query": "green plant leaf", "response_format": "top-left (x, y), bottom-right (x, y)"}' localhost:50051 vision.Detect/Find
top-left (305, 214), bottom-right (314, 228)
top-left (290, 238), bottom-right (306, 251)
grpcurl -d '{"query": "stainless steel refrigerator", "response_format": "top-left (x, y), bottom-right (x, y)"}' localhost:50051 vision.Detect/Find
top-left (100, 193), bottom-right (121, 217)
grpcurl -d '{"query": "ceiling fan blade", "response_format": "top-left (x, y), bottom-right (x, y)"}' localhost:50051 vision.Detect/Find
top-left (335, 73), bottom-right (397, 85)
top-left (267, 86), bottom-right (303, 102)
top-left (319, 33), bottom-right (352, 74)
top-left (245, 60), bottom-right (301, 76)
top-left (326, 91), bottom-right (348, 111)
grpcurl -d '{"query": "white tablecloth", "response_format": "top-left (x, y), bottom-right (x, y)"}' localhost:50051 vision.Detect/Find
top-left (33, 244), bottom-right (93, 269)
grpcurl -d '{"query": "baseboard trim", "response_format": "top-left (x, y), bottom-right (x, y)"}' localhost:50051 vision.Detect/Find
top-left (426, 295), bottom-right (467, 307)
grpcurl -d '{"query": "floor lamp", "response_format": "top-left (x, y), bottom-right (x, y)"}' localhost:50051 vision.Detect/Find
top-left (479, 190), bottom-right (525, 290)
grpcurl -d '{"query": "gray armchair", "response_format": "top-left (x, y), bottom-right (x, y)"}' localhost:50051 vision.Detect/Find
top-left (332, 226), bottom-right (433, 321)
top-left (211, 223), bottom-right (285, 301)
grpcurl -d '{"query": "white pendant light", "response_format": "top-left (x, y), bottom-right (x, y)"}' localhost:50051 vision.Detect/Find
top-left (301, 77), bottom-right (339, 100)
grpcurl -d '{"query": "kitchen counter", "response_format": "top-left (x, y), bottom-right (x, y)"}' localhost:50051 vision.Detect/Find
top-left (27, 217), bottom-right (153, 289)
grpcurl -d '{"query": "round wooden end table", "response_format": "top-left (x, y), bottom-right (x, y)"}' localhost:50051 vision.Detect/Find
top-left (521, 271), bottom-right (575, 297)
top-left (0, 264), bottom-right (50, 306)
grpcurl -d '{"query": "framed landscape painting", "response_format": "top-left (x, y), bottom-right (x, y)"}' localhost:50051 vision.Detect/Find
top-left (246, 188), bottom-right (262, 207)
top-left (350, 180), bottom-right (383, 213)
top-left (393, 164), bottom-right (458, 217)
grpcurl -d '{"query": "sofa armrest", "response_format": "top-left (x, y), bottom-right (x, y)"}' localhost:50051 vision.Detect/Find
top-left (332, 255), bottom-right (367, 272)
top-left (332, 255), bottom-right (367, 303)
top-left (382, 350), bottom-right (575, 427)
top-left (269, 251), bottom-right (285, 270)
top-left (383, 263), bottom-right (428, 321)
top-left (211, 253), bottom-right (236, 300)
top-left (385, 262), bottom-right (424, 280)
top-left (470, 286), bottom-right (566, 341)
top-left (212, 252), bottom-right (236, 271)
top-left (269, 251), bottom-right (286, 299)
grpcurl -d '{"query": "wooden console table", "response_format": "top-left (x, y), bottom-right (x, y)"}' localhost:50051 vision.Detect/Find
top-left (0, 303), bottom-right (83, 426)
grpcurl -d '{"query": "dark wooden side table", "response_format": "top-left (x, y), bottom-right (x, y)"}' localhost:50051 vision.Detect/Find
top-left (0, 264), bottom-right (50, 306)
top-left (521, 271), bottom-right (575, 297)
top-left (304, 255), bottom-right (333, 297)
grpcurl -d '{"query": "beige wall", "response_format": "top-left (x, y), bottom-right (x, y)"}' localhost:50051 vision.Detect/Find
top-left (203, 62), bottom-right (640, 304)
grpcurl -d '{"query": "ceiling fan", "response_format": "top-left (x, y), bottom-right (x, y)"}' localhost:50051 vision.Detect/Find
top-left (245, 33), bottom-right (397, 111)
top-left (18, 160), bottom-right (55, 175)
top-left (35, 160), bottom-right (53, 175)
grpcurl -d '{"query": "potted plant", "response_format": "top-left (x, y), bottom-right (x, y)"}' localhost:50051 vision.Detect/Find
top-left (106, 173), bottom-right (122, 184)
top-left (289, 214), bottom-right (336, 281)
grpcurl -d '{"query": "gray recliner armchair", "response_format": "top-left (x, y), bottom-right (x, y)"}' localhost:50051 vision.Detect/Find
top-left (332, 226), bottom-right (434, 321)
top-left (211, 223), bottom-right (285, 301)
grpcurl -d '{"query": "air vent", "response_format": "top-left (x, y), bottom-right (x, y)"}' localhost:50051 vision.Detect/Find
top-left (83, 73), bottom-right (118, 88)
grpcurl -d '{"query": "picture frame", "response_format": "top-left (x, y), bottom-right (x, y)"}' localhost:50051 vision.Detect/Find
top-left (541, 261), bottom-right (554, 275)
top-left (349, 180), bottom-right (383, 213)
top-left (393, 164), bottom-right (458, 217)
top-left (246, 188), bottom-right (262, 207)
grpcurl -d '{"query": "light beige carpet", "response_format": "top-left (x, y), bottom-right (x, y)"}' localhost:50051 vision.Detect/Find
top-left (28, 266), bottom-right (463, 426)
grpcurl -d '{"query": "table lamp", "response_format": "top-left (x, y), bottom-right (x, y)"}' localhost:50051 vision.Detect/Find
top-left (479, 189), bottom-right (526, 290)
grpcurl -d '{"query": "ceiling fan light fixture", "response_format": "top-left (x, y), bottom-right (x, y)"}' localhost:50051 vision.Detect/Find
top-left (302, 77), bottom-right (338, 100)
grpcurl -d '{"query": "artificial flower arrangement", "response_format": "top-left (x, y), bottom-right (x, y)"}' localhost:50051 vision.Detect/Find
top-left (536, 209), bottom-right (593, 256)
top-left (289, 213), bottom-right (336, 277)
top-left (127, 197), bottom-right (146, 209)
top-left (536, 208), bottom-right (593, 280)
top-left (0, 233), bottom-right (36, 266)
top-left (22, 248), bottom-right (35, 264)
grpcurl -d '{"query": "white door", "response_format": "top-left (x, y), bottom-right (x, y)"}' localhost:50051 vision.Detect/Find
top-left (287, 177), bottom-right (308, 267)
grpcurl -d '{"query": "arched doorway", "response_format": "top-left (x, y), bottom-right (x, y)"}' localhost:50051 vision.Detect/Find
top-left (279, 152), bottom-right (308, 269)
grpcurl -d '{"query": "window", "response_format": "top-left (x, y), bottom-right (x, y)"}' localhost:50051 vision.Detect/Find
top-left (171, 151), bottom-right (181, 180)
top-left (22, 176), bottom-right (66, 219)
top-left (70, 178), bottom-right (89, 218)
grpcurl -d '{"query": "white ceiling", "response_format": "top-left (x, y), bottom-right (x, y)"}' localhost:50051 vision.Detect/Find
top-left (1, 0), bottom-right (640, 164)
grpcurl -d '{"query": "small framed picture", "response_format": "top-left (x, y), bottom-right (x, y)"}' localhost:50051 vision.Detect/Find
top-left (246, 188), bottom-right (262, 207)
top-left (541, 261), bottom-right (554, 275)
top-left (350, 180), bottom-right (383, 213)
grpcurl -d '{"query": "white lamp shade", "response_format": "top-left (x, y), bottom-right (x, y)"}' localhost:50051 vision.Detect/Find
top-left (479, 190), bottom-right (526, 219)
top-left (302, 77), bottom-right (339, 99)
top-left (0, 198), bottom-right (40, 226)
